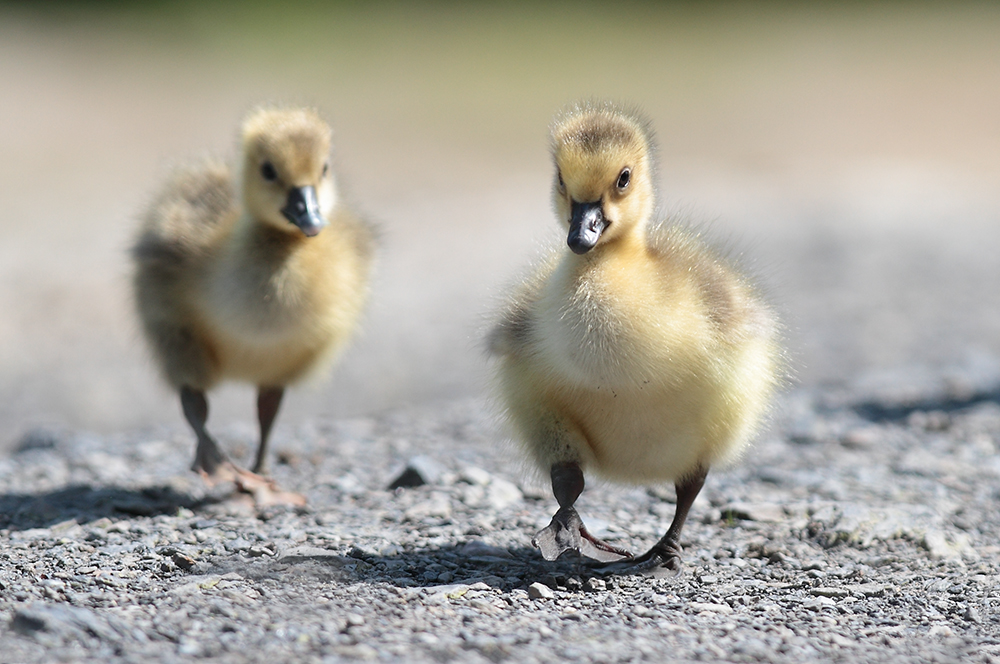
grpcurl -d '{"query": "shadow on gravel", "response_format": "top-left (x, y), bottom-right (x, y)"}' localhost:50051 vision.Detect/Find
top-left (342, 543), bottom-right (587, 590)
top-left (213, 542), bottom-right (584, 591)
top-left (0, 484), bottom-right (205, 531)
top-left (851, 385), bottom-right (1000, 423)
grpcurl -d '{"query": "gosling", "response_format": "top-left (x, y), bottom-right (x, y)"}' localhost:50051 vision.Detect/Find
top-left (133, 107), bottom-right (373, 504)
top-left (488, 101), bottom-right (783, 572)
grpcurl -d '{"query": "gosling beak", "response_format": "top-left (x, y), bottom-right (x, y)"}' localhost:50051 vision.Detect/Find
top-left (281, 186), bottom-right (327, 237)
top-left (567, 201), bottom-right (607, 255)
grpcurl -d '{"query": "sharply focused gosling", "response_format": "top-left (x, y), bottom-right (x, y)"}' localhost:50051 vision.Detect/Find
top-left (488, 101), bottom-right (783, 573)
top-left (133, 107), bottom-right (373, 504)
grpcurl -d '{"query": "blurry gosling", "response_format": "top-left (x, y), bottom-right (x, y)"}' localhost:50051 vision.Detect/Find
top-left (488, 101), bottom-right (783, 573)
top-left (133, 107), bottom-right (373, 505)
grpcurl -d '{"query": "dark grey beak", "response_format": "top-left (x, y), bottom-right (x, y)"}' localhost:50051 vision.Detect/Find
top-left (281, 186), bottom-right (327, 237)
top-left (567, 201), bottom-right (607, 255)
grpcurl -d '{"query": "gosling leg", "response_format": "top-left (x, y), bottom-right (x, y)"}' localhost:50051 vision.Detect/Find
top-left (630, 466), bottom-right (708, 574)
top-left (181, 386), bottom-right (235, 482)
top-left (533, 461), bottom-right (633, 563)
top-left (252, 386), bottom-right (284, 474)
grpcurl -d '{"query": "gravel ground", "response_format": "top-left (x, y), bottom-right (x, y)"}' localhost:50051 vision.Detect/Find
top-left (3, 362), bottom-right (1000, 663)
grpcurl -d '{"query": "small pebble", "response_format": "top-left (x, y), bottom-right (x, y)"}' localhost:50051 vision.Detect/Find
top-left (172, 552), bottom-right (196, 570)
top-left (528, 583), bottom-right (554, 600)
top-left (389, 455), bottom-right (446, 489)
top-left (810, 587), bottom-right (849, 598)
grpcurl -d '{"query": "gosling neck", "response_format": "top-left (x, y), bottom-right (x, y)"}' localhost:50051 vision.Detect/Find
top-left (233, 213), bottom-right (313, 266)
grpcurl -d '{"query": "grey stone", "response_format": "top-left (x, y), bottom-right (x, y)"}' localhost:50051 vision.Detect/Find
top-left (389, 455), bottom-right (447, 489)
top-left (720, 502), bottom-right (786, 523)
top-left (810, 587), bottom-right (849, 598)
top-left (485, 478), bottom-right (523, 510)
top-left (528, 583), bottom-right (554, 600)
top-left (403, 493), bottom-right (452, 520)
top-left (923, 530), bottom-right (974, 560)
top-left (689, 602), bottom-right (733, 614)
top-left (848, 583), bottom-right (888, 597)
top-left (458, 465), bottom-right (493, 486)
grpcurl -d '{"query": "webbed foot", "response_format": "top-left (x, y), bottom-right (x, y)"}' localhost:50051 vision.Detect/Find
top-left (196, 460), bottom-right (306, 508)
top-left (532, 506), bottom-right (633, 563)
top-left (599, 540), bottom-right (684, 577)
top-left (232, 467), bottom-right (307, 508)
top-left (598, 467), bottom-right (707, 577)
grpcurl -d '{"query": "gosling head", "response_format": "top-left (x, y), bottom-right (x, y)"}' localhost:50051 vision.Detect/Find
top-left (240, 107), bottom-right (336, 237)
top-left (551, 102), bottom-right (655, 255)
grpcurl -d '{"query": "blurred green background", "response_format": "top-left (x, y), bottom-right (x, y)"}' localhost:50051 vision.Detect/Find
top-left (2, 1), bottom-right (999, 447)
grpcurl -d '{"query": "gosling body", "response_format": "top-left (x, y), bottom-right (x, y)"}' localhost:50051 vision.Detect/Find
top-left (489, 102), bottom-right (782, 571)
top-left (133, 107), bottom-right (373, 502)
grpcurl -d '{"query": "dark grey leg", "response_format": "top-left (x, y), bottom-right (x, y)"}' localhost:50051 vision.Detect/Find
top-left (632, 466), bottom-right (708, 572)
top-left (252, 386), bottom-right (285, 474)
top-left (181, 386), bottom-right (230, 477)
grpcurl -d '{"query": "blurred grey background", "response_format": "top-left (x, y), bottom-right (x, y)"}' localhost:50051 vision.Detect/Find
top-left (2, 2), bottom-right (999, 449)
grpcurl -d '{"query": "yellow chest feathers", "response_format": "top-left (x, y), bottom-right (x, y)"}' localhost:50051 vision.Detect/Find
top-left (201, 234), bottom-right (362, 348)
top-left (532, 250), bottom-right (722, 389)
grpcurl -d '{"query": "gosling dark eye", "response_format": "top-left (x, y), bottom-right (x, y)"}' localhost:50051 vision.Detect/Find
top-left (616, 168), bottom-right (631, 190)
top-left (260, 162), bottom-right (277, 182)
top-left (322, 162), bottom-right (329, 177)
top-left (557, 171), bottom-right (565, 190)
